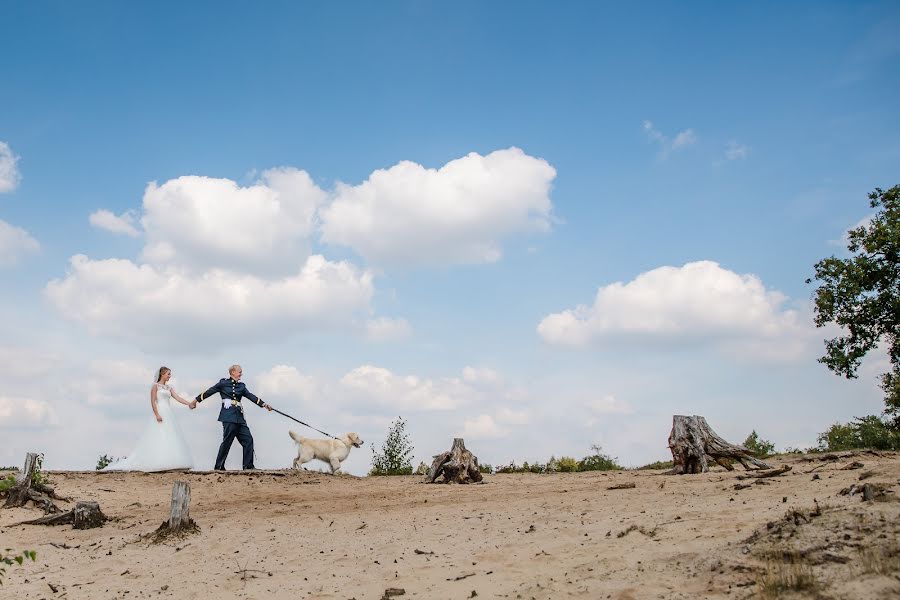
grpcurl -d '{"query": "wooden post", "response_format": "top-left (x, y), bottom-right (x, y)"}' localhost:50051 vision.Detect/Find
top-left (168, 481), bottom-right (192, 531)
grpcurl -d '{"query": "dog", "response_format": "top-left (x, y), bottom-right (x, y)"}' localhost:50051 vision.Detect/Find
top-left (289, 431), bottom-right (363, 474)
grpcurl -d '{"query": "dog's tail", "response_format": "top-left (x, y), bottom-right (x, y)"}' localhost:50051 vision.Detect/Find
top-left (288, 430), bottom-right (306, 444)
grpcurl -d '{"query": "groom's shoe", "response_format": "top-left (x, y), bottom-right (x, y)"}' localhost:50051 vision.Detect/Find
top-left (243, 466), bottom-right (257, 471)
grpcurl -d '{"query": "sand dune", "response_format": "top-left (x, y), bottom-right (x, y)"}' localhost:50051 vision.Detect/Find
top-left (1, 452), bottom-right (898, 599)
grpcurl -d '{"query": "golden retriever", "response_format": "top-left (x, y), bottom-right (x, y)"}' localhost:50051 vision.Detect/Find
top-left (289, 431), bottom-right (363, 474)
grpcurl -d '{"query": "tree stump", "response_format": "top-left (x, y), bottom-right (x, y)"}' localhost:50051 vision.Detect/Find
top-left (168, 481), bottom-right (193, 531)
top-left (667, 415), bottom-right (773, 474)
top-left (151, 481), bottom-right (198, 541)
top-left (426, 438), bottom-right (483, 484)
top-left (2, 452), bottom-right (67, 512)
top-left (16, 500), bottom-right (106, 528)
top-left (74, 501), bottom-right (106, 529)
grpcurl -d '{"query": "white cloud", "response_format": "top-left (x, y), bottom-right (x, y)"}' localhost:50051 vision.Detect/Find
top-left (586, 395), bottom-right (634, 415)
top-left (319, 147), bottom-right (556, 267)
top-left (642, 121), bottom-right (697, 158)
top-left (89, 209), bottom-right (141, 237)
top-left (723, 140), bottom-right (749, 161)
top-left (365, 317), bottom-right (412, 342)
top-left (538, 261), bottom-right (808, 357)
top-left (140, 169), bottom-right (326, 275)
top-left (44, 254), bottom-right (373, 351)
top-left (0, 219), bottom-right (39, 267)
top-left (339, 365), bottom-right (472, 411)
top-left (0, 397), bottom-right (59, 428)
top-left (460, 414), bottom-right (508, 440)
top-left (462, 366), bottom-right (503, 386)
top-left (1, 346), bottom-right (60, 379)
top-left (496, 407), bottom-right (530, 425)
top-left (0, 141), bottom-right (21, 193)
top-left (257, 365), bottom-right (320, 401)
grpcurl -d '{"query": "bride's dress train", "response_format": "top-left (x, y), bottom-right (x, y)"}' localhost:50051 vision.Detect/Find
top-left (104, 385), bottom-right (194, 471)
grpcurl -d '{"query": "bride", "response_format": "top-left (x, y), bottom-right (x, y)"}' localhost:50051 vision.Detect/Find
top-left (104, 366), bottom-right (194, 471)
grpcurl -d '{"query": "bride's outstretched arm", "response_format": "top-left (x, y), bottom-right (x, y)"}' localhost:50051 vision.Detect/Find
top-left (150, 385), bottom-right (163, 422)
top-left (170, 388), bottom-right (191, 406)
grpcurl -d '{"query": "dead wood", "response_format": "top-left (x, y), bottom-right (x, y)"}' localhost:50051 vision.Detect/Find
top-left (16, 501), bottom-right (106, 528)
top-left (426, 438), bottom-right (483, 484)
top-left (735, 465), bottom-right (792, 480)
top-left (667, 415), bottom-right (774, 474)
top-left (607, 482), bottom-right (636, 490)
top-left (2, 452), bottom-right (67, 513)
top-left (150, 481), bottom-right (199, 541)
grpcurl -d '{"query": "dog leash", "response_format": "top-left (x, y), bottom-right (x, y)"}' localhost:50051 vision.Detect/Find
top-left (270, 407), bottom-right (341, 441)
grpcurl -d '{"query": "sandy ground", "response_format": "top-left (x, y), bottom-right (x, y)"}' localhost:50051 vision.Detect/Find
top-left (1, 452), bottom-right (899, 600)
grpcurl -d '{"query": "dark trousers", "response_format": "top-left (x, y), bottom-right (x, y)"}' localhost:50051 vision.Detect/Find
top-left (215, 422), bottom-right (255, 470)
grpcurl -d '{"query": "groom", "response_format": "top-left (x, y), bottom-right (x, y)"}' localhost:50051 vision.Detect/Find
top-left (191, 364), bottom-right (272, 470)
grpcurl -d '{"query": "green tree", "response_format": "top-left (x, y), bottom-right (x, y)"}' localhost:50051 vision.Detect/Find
top-left (817, 416), bottom-right (900, 451)
top-left (95, 454), bottom-right (118, 471)
top-left (807, 185), bottom-right (900, 422)
top-left (742, 430), bottom-right (775, 457)
top-left (369, 416), bottom-right (414, 476)
top-left (577, 444), bottom-right (623, 471)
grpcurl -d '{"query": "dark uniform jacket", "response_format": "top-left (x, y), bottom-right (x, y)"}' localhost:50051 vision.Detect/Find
top-left (195, 378), bottom-right (265, 424)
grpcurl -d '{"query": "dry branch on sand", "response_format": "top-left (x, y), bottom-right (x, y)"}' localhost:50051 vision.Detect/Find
top-left (16, 501), bottom-right (107, 529)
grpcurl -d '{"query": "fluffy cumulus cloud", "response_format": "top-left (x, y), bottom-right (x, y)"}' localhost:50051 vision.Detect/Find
top-left (460, 414), bottom-right (507, 440)
top-left (257, 365), bottom-right (320, 401)
top-left (538, 261), bottom-right (809, 357)
top-left (44, 254), bottom-right (373, 350)
top-left (141, 169), bottom-right (327, 275)
top-left (0, 397), bottom-right (59, 428)
top-left (0, 219), bottom-right (40, 267)
top-left (0, 141), bottom-right (21, 193)
top-left (339, 365), bottom-right (472, 411)
top-left (89, 209), bottom-right (140, 237)
top-left (319, 147), bottom-right (557, 267)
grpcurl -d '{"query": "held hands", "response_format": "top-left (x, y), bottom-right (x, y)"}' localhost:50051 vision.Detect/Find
top-left (155, 415), bottom-right (163, 423)
top-left (189, 400), bottom-right (198, 410)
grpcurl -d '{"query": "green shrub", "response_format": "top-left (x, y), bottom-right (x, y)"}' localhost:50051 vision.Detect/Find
top-left (95, 454), bottom-right (119, 471)
top-left (578, 445), bottom-right (623, 471)
top-left (743, 430), bottom-right (776, 457)
top-left (0, 475), bottom-right (16, 492)
top-left (547, 456), bottom-right (579, 472)
top-left (817, 416), bottom-right (900, 451)
top-left (635, 459), bottom-right (674, 470)
top-left (369, 417), bottom-right (415, 476)
top-left (478, 463), bottom-right (493, 474)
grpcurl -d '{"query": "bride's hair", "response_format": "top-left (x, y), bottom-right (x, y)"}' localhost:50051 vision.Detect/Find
top-left (156, 366), bottom-right (171, 383)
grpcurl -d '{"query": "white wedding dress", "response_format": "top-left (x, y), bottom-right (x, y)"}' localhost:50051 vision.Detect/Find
top-left (104, 384), bottom-right (194, 472)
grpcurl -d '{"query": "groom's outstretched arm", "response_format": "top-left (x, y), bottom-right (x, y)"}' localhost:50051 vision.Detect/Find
top-left (243, 389), bottom-right (272, 411)
top-left (195, 381), bottom-right (222, 404)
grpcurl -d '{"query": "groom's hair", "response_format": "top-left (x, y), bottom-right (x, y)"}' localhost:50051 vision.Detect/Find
top-left (229, 364), bottom-right (241, 376)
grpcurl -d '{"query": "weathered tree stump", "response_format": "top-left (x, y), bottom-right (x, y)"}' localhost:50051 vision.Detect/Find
top-left (426, 438), bottom-right (483, 484)
top-left (151, 481), bottom-right (199, 541)
top-left (16, 500), bottom-right (107, 528)
top-left (667, 415), bottom-right (773, 474)
top-left (1, 452), bottom-right (67, 512)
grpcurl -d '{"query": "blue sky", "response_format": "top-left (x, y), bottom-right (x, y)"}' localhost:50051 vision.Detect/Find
top-left (1, 2), bottom-right (898, 474)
